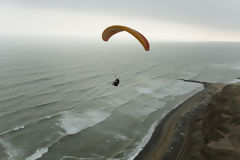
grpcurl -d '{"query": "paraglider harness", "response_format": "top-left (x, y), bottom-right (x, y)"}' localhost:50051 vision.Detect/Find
top-left (112, 75), bottom-right (120, 86)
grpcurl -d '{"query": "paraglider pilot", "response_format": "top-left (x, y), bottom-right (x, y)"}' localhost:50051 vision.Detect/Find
top-left (112, 75), bottom-right (120, 86)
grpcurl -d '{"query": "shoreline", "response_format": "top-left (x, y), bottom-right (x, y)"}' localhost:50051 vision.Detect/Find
top-left (134, 80), bottom-right (226, 160)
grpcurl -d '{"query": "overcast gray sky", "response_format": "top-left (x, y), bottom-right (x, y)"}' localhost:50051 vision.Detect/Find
top-left (1, 0), bottom-right (240, 41)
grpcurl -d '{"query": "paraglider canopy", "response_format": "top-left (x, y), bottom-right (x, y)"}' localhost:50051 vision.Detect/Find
top-left (102, 25), bottom-right (150, 51)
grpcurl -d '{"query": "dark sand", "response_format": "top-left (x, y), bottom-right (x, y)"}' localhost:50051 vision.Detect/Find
top-left (134, 80), bottom-right (226, 160)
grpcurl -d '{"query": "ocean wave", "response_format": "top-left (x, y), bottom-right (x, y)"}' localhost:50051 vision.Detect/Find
top-left (0, 111), bottom-right (65, 136)
top-left (23, 109), bottom-right (111, 160)
top-left (153, 80), bottom-right (203, 99)
top-left (0, 126), bottom-right (25, 136)
top-left (134, 64), bottom-right (158, 75)
top-left (32, 91), bottom-right (58, 97)
top-left (25, 147), bottom-right (48, 160)
top-left (0, 101), bottom-right (63, 135)
top-left (0, 92), bottom-right (59, 116)
top-left (0, 74), bottom-right (62, 90)
top-left (59, 109), bottom-right (111, 135)
top-left (0, 113), bottom-right (68, 160)
top-left (136, 87), bottom-right (152, 94)
top-left (60, 155), bottom-right (101, 160)
top-left (0, 94), bottom-right (25, 104)
top-left (25, 134), bottom-right (66, 160)
top-left (127, 121), bottom-right (159, 160)
top-left (21, 77), bottom-right (53, 84)
top-left (88, 75), bottom-right (100, 79)
top-left (64, 86), bottom-right (94, 94)
top-left (113, 134), bottom-right (130, 141)
top-left (0, 138), bottom-right (21, 160)
top-left (50, 80), bottom-right (77, 88)
top-left (89, 95), bottom-right (109, 101)
top-left (173, 80), bottom-right (203, 95)
top-left (178, 72), bottom-right (199, 80)
top-left (31, 111), bottom-right (67, 125)
top-left (22, 92), bottom-right (201, 160)
top-left (60, 153), bottom-right (107, 160)
top-left (150, 72), bottom-right (173, 80)
top-left (0, 101), bottom-right (59, 118)
top-left (26, 70), bottom-right (49, 76)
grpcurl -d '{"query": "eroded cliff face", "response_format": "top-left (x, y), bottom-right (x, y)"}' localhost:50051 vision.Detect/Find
top-left (179, 84), bottom-right (240, 160)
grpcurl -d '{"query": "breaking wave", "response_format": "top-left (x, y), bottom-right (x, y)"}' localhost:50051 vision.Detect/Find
top-left (59, 110), bottom-right (111, 135)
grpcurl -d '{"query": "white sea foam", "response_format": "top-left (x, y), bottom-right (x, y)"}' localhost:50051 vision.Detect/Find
top-left (0, 125), bottom-right (25, 136)
top-left (113, 134), bottom-right (130, 141)
top-left (136, 87), bottom-right (152, 94)
top-left (25, 147), bottom-right (48, 160)
top-left (42, 111), bottom-right (66, 120)
top-left (0, 138), bottom-right (21, 160)
top-left (25, 136), bottom-right (65, 160)
top-left (61, 155), bottom-right (98, 160)
top-left (127, 121), bottom-right (159, 160)
top-left (60, 109), bottom-right (111, 135)
top-left (169, 81), bottom-right (203, 96)
top-left (153, 80), bottom-right (203, 99)
top-left (13, 125), bottom-right (24, 130)
top-left (60, 154), bottom-right (107, 159)
top-left (0, 111), bottom-right (65, 136)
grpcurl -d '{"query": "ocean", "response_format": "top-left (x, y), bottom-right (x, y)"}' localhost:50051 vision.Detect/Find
top-left (0, 39), bottom-right (240, 160)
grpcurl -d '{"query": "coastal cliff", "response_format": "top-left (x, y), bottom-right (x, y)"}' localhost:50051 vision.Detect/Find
top-left (178, 84), bottom-right (240, 160)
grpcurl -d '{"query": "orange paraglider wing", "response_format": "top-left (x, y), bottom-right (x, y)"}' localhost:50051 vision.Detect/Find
top-left (102, 25), bottom-right (150, 51)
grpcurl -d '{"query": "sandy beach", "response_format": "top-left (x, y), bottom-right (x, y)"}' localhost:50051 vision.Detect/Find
top-left (134, 80), bottom-right (231, 160)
